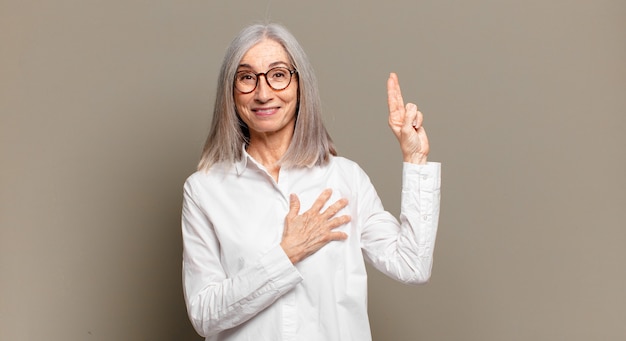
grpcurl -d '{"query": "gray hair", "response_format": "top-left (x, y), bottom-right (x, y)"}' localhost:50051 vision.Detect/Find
top-left (198, 23), bottom-right (336, 171)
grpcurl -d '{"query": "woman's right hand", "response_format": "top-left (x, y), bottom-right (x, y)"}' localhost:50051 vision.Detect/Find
top-left (387, 72), bottom-right (430, 164)
top-left (280, 189), bottom-right (351, 264)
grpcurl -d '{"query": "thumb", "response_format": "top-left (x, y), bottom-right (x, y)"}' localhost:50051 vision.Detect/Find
top-left (287, 193), bottom-right (300, 218)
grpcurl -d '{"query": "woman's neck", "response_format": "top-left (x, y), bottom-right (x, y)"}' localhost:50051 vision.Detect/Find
top-left (246, 132), bottom-right (291, 181)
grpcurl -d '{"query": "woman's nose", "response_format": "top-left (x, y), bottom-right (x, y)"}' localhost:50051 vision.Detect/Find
top-left (254, 75), bottom-right (273, 101)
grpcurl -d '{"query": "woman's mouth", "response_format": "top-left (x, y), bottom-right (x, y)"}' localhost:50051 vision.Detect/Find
top-left (252, 107), bottom-right (279, 116)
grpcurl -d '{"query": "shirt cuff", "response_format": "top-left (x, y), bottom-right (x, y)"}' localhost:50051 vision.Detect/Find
top-left (402, 162), bottom-right (441, 192)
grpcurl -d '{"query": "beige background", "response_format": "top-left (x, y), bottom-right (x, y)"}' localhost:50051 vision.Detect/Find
top-left (1, 1), bottom-right (625, 340)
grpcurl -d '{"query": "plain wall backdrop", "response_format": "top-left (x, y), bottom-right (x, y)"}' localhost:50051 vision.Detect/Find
top-left (1, 1), bottom-right (625, 340)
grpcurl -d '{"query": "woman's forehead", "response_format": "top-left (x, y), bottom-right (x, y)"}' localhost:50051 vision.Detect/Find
top-left (239, 39), bottom-right (290, 70)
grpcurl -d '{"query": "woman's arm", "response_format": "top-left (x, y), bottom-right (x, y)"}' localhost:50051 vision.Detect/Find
top-left (359, 73), bottom-right (441, 283)
top-left (359, 161), bottom-right (441, 284)
top-left (181, 182), bottom-right (302, 337)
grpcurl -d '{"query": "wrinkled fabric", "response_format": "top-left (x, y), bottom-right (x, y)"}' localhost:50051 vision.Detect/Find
top-left (182, 150), bottom-right (441, 341)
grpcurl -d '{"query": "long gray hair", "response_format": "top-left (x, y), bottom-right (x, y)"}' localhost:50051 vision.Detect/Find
top-left (198, 23), bottom-right (336, 171)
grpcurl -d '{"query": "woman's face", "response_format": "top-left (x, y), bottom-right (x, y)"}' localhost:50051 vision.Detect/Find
top-left (234, 39), bottom-right (298, 140)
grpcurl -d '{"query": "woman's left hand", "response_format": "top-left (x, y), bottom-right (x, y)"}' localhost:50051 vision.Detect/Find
top-left (387, 72), bottom-right (430, 164)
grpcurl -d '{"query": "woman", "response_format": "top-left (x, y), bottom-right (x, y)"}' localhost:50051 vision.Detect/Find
top-left (182, 23), bottom-right (441, 341)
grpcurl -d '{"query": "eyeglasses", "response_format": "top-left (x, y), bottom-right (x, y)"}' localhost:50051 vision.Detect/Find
top-left (234, 67), bottom-right (297, 94)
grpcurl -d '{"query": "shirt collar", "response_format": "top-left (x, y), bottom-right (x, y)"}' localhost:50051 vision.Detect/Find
top-left (234, 144), bottom-right (250, 175)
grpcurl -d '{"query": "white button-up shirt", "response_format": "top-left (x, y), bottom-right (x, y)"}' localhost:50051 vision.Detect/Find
top-left (182, 151), bottom-right (441, 340)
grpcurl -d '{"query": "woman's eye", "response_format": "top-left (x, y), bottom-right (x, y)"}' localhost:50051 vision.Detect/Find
top-left (271, 71), bottom-right (286, 78)
top-left (238, 73), bottom-right (255, 81)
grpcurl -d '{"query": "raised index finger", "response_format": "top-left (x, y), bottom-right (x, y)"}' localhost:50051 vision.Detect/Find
top-left (387, 72), bottom-right (405, 113)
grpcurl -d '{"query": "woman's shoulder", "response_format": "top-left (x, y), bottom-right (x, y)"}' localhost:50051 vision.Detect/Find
top-left (328, 155), bottom-right (368, 177)
top-left (184, 162), bottom-right (233, 187)
top-left (329, 155), bottom-right (358, 167)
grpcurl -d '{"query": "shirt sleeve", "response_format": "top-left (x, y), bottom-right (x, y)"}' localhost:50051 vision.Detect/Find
top-left (181, 178), bottom-right (303, 337)
top-left (359, 162), bottom-right (441, 284)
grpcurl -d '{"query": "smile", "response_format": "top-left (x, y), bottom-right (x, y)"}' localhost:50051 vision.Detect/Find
top-left (252, 107), bottom-right (279, 116)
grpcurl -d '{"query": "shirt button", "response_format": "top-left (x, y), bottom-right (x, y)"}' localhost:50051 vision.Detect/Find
top-left (422, 214), bottom-right (430, 221)
top-left (421, 174), bottom-right (429, 180)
